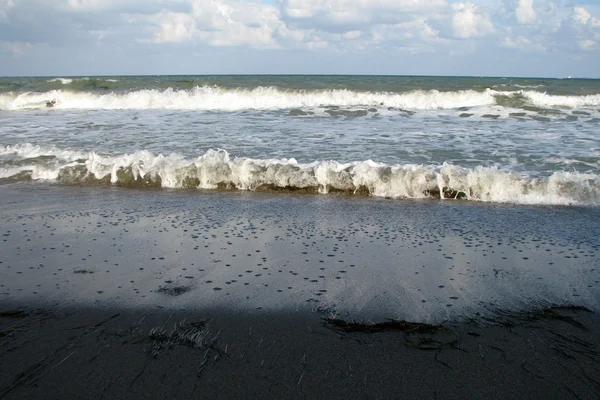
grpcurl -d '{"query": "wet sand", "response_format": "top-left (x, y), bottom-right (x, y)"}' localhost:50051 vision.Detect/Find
top-left (1, 304), bottom-right (600, 399)
top-left (1, 183), bottom-right (600, 398)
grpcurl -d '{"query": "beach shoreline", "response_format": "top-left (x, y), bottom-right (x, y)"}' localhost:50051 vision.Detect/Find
top-left (1, 301), bottom-right (599, 399)
top-left (1, 183), bottom-right (599, 398)
top-left (1, 183), bottom-right (598, 319)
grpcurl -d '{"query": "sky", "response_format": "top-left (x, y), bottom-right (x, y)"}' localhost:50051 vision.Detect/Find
top-left (1, 0), bottom-right (600, 78)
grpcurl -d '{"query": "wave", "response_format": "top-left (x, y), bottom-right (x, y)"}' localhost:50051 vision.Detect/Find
top-left (47, 78), bottom-right (73, 85)
top-left (522, 91), bottom-right (600, 108)
top-left (44, 77), bottom-right (121, 91)
top-left (2, 144), bottom-right (598, 206)
top-left (0, 86), bottom-right (597, 115)
top-left (0, 86), bottom-right (598, 113)
top-left (0, 86), bottom-right (498, 111)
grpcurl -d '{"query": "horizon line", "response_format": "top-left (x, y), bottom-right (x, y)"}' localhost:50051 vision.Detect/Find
top-left (0, 73), bottom-right (597, 80)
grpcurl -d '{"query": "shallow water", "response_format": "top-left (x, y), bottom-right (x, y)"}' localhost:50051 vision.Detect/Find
top-left (1, 184), bottom-right (598, 321)
top-left (1, 75), bottom-right (599, 205)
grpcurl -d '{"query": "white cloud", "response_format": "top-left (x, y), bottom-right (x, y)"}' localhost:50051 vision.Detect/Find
top-left (151, 12), bottom-right (196, 43)
top-left (578, 39), bottom-right (596, 51)
top-left (373, 19), bottom-right (440, 42)
top-left (88, 30), bottom-right (108, 41)
top-left (141, 0), bottom-right (285, 48)
top-left (1, 0), bottom-right (600, 77)
top-left (451, 2), bottom-right (493, 39)
top-left (281, 0), bottom-right (448, 30)
top-left (0, 0), bottom-right (14, 20)
top-left (64, 0), bottom-right (154, 12)
top-left (1, 40), bottom-right (32, 56)
top-left (515, 0), bottom-right (535, 24)
top-left (67, 0), bottom-right (106, 9)
top-left (283, 0), bottom-right (447, 18)
top-left (142, 0), bottom-right (451, 50)
top-left (191, 0), bottom-right (283, 48)
top-left (502, 35), bottom-right (545, 52)
top-left (569, 6), bottom-right (600, 44)
top-left (573, 6), bottom-right (600, 28)
top-left (342, 30), bottom-right (362, 40)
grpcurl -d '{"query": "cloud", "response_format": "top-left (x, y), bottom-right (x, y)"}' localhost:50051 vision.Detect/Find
top-left (143, 0), bottom-right (283, 48)
top-left (573, 6), bottom-right (600, 28)
top-left (1, 40), bottom-right (32, 56)
top-left (144, 0), bottom-right (450, 51)
top-left (515, 0), bottom-right (535, 24)
top-left (371, 18), bottom-right (441, 47)
top-left (281, 0), bottom-right (447, 27)
top-left (149, 12), bottom-right (195, 43)
top-left (567, 6), bottom-right (600, 52)
top-left (191, 0), bottom-right (283, 48)
top-left (502, 35), bottom-right (545, 52)
top-left (64, 0), bottom-right (166, 12)
top-left (0, 0), bottom-right (14, 20)
top-left (0, 0), bottom-right (599, 77)
top-left (66, 0), bottom-right (118, 11)
top-left (578, 39), bottom-right (596, 51)
top-left (451, 2), bottom-right (493, 39)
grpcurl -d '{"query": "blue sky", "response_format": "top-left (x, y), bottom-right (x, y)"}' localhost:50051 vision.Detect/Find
top-left (1, 0), bottom-right (599, 77)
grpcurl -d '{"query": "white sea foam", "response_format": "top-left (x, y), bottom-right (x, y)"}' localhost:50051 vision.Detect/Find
top-left (0, 143), bottom-right (87, 160)
top-left (523, 91), bottom-right (600, 108)
top-left (2, 144), bottom-right (598, 206)
top-left (0, 91), bottom-right (61, 110)
top-left (47, 78), bottom-right (73, 84)
top-left (493, 83), bottom-right (545, 90)
top-left (2, 86), bottom-right (599, 113)
top-left (0, 86), bottom-right (497, 111)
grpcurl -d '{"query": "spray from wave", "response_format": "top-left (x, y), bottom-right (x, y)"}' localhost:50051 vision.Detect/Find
top-left (0, 86), bottom-right (597, 118)
top-left (47, 78), bottom-right (74, 85)
top-left (0, 86), bottom-right (498, 111)
top-left (520, 90), bottom-right (600, 108)
top-left (1, 144), bottom-right (598, 206)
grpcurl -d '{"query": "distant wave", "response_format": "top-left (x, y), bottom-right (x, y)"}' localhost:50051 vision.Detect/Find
top-left (0, 86), bottom-right (495, 111)
top-left (0, 86), bottom-right (598, 115)
top-left (47, 78), bottom-right (73, 85)
top-left (2, 144), bottom-right (598, 206)
top-left (46, 77), bottom-right (119, 83)
top-left (521, 90), bottom-right (600, 108)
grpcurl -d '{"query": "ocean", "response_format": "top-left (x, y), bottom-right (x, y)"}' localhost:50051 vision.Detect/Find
top-left (1, 75), bottom-right (599, 320)
top-left (2, 76), bottom-right (600, 400)
top-left (1, 75), bottom-right (599, 205)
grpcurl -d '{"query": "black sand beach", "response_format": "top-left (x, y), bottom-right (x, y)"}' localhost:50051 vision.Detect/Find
top-left (1, 183), bottom-right (600, 399)
top-left (2, 304), bottom-right (600, 399)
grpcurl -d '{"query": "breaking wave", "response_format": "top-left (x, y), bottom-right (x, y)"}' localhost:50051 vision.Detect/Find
top-left (522, 91), bottom-right (600, 108)
top-left (0, 86), bottom-right (497, 111)
top-left (2, 144), bottom-right (599, 206)
top-left (0, 86), bottom-right (597, 114)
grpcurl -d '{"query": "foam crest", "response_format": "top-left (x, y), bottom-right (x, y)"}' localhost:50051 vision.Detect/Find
top-left (46, 77), bottom-right (119, 84)
top-left (0, 144), bottom-right (86, 181)
top-left (1, 144), bottom-right (598, 206)
top-left (47, 78), bottom-right (73, 84)
top-left (523, 91), bottom-right (600, 108)
top-left (0, 91), bottom-right (62, 110)
top-left (0, 143), bottom-right (86, 160)
top-left (0, 86), bottom-right (497, 111)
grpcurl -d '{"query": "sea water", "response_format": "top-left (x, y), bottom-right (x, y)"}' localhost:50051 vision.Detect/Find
top-left (1, 75), bottom-right (599, 319)
top-left (1, 75), bottom-right (599, 205)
